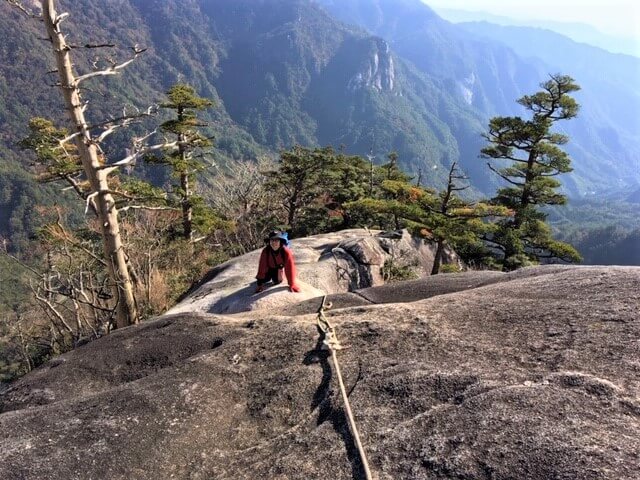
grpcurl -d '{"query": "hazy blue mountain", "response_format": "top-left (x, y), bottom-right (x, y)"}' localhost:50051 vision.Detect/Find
top-left (318, 0), bottom-right (544, 114)
top-left (0, 0), bottom-right (484, 180)
top-left (454, 21), bottom-right (640, 196)
top-left (316, 0), bottom-right (640, 196)
top-left (316, 0), bottom-right (549, 191)
top-left (196, 0), bottom-right (484, 180)
top-left (455, 22), bottom-right (640, 95)
top-left (431, 7), bottom-right (640, 58)
top-left (0, 0), bottom-right (488, 249)
top-left (2, 0), bottom-right (639, 257)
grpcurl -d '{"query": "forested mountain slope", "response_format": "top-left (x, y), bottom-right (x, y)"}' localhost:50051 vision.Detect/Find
top-left (0, 0), bottom-right (483, 179)
top-left (0, 0), bottom-right (486, 248)
top-left (1, 0), bottom-right (638, 258)
top-left (318, 0), bottom-right (640, 195)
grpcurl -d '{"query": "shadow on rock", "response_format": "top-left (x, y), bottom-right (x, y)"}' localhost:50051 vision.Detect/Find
top-left (303, 328), bottom-right (368, 480)
top-left (208, 283), bottom-right (290, 314)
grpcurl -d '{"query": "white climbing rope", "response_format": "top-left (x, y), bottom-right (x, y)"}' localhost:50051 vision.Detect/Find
top-left (316, 296), bottom-right (373, 480)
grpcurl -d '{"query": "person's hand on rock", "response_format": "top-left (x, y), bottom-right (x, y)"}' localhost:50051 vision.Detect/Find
top-left (289, 284), bottom-right (301, 293)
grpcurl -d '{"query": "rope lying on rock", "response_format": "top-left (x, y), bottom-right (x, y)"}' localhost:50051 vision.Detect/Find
top-left (316, 295), bottom-right (373, 480)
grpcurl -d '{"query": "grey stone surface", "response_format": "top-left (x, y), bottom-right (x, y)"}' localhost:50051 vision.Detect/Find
top-left (168, 229), bottom-right (447, 315)
top-left (1, 265), bottom-right (638, 479)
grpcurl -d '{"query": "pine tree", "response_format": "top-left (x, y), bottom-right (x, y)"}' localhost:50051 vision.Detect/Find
top-left (153, 84), bottom-right (216, 242)
top-left (482, 74), bottom-right (582, 270)
top-left (426, 163), bottom-right (510, 273)
top-left (265, 145), bottom-right (338, 233)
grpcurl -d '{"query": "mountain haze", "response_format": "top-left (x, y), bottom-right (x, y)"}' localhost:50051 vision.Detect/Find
top-left (431, 6), bottom-right (640, 58)
top-left (0, 0), bottom-right (479, 250)
top-left (456, 20), bottom-right (640, 194)
top-left (1, 0), bottom-right (639, 252)
top-left (317, 0), bottom-right (640, 196)
top-left (0, 0), bottom-right (483, 186)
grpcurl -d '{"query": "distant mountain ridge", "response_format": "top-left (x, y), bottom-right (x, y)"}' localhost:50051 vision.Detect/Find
top-left (431, 6), bottom-right (640, 58)
top-left (454, 20), bottom-right (640, 194)
top-left (0, 0), bottom-right (484, 185)
top-left (316, 0), bottom-right (640, 196)
top-left (1, 0), bottom-right (640, 251)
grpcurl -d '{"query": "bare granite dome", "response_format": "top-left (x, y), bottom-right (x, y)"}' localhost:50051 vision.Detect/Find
top-left (168, 229), bottom-right (454, 315)
top-left (0, 231), bottom-right (638, 480)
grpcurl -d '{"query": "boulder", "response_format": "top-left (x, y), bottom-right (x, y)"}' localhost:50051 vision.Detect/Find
top-left (168, 229), bottom-right (450, 315)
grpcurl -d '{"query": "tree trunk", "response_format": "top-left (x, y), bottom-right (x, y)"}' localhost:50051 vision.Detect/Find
top-left (176, 106), bottom-right (193, 242)
top-left (16, 316), bottom-right (34, 373)
top-left (287, 190), bottom-right (298, 229)
top-left (43, 0), bottom-right (138, 328)
top-left (431, 240), bottom-right (444, 275)
top-left (515, 151), bottom-right (536, 229)
top-left (181, 170), bottom-right (193, 242)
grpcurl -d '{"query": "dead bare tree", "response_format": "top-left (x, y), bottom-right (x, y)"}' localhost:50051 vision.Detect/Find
top-left (431, 162), bottom-right (469, 275)
top-left (42, 0), bottom-right (140, 327)
top-left (208, 158), bottom-right (277, 253)
top-left (0, 310), bottom-right (39, 378)
top-left (2, 216), bottom-right (114, 345)
top-left (8, 0), bottom-right (181, 327)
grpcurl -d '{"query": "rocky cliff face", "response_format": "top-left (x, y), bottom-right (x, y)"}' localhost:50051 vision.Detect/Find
top-left (0, 231), bottom-right (638, 480)
top-left (458, 71), bottom-right (476, 104)
top-left (348, 39), bottom-right (395, 92)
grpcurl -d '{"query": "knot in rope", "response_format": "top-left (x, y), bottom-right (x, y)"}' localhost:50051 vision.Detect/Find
top-left (316, 297), bottom-right (343, 351)
top-left (315, 295), bottom-right (373, 480)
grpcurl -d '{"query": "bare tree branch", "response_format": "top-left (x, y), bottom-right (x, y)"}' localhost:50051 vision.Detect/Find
top-left (30, 280), bottom-right (75, 335)
top-left (75, 45), bottom-right (147, 85)
top-left (58, 131), bottom-right (83, 146)
top-left (50, 214), bottom-right (108, 267)
top-left (60, 174), bottom-right (91, 202)
top-left (69, 43), bottom-right (116, 49)
top-left (5, 0), bottom-right (40, 17)
top-left (100, 137), bottom-right (179, 174)
top-left (1, 247), bottom-right (42, 277)
top-left (92, 106), bottom-right (157, 142)
top-left (85, 191), bottom-right (98, 215)
top-left (54, 11), bottom-right (68, 25)
top-left (118, 205), bottom-right (180, 213)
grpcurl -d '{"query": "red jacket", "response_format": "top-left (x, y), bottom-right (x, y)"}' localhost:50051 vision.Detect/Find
top-left (256, 245), bottom-right (297, 287)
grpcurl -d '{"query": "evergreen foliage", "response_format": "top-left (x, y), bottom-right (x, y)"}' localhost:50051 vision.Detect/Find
top-left (481, 74), bottom-right (583, 269)
top-left (264, 145), bottom-right (341, 235)
top-left (18, 118), bottom-right (92, 202)
top-left (345, 160), bottom-right (509, 271)
top-left (150, 83), bottom-right (226, 241)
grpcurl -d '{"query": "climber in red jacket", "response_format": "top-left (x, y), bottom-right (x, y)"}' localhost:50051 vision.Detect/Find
top-left (255, 230), bottom-right (301, 293)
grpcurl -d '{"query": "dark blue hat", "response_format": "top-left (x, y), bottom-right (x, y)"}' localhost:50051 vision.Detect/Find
top-left (266, 230), bottom-right (289, 246)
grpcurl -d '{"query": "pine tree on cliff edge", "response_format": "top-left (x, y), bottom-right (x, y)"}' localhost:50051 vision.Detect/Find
top-left (482, 74), bottom-right (582, 270)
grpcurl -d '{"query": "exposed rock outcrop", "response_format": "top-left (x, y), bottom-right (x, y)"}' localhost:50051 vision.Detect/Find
top-left (168, 229), bottom-right (450, 315)
top-left (348, 38), bottom-right (395, 92)
top-left (0, 230), bottom-right (638, 480)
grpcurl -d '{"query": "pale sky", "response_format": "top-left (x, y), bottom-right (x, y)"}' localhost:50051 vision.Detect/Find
top-left (422, 0), bottom-right (640, 38)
